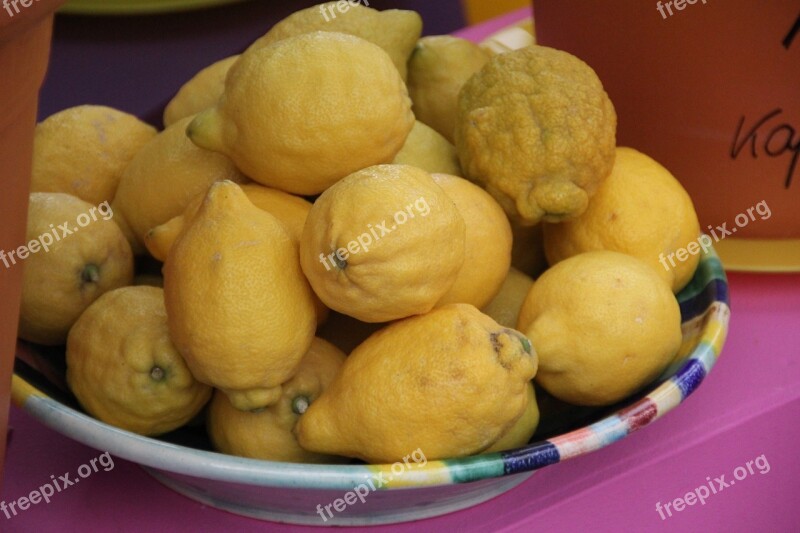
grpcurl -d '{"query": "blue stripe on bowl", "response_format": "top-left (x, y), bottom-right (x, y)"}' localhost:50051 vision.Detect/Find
top-left (674, 359), bottom-right (707, 399)
top-left (502, 442), bottom-right (560, 475)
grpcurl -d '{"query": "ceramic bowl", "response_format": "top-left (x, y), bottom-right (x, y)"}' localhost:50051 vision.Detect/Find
top-left (12, 245), bottom-right (729, 526)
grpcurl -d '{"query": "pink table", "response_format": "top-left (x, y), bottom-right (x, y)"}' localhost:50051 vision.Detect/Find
top-left (4, 8), bottom-right (800, 532)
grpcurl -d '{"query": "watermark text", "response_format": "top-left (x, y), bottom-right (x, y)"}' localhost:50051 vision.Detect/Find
top-left (656, 0), bottom-right (707, 20)
top-left (1, 452), bottom-right (114, 519)
top-left (659, 200), bottom-right (771, 271)
top-left (0, 200), bottom-right (114, 270)
top-left (318, 197), bottom-right (430, 271)
top-left (316, 448), bottom-right (426, 522)
top-left (320, 0), bottom-right (370, 22)
top-left (655, 454), bottom-right (770, 520)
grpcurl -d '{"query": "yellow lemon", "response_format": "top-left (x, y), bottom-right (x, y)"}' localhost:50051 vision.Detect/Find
top-left (247, 2), bottom-right (421, 80)
top-left (432, 173), bottom-right (512, 309)
top-left (295, 304), bottom-right (538, 463)
top-left (142, 215), bottom-right (184, 264)
top-left (407, 35), bottom-right (490, 142)
top-left (66, 286), bottom-right (211, 435)
top-left (188, 32), bottom-right (414, 195)
top-left (456, 45), bottom-right (617, 225)
top-left (480, 267), bottom-right (534, 329)
top-left (146, 183), bottom-right (329, 325)
top-left (112, 116), bottom-right (246, 254)
top-left (207, 337), bottom-right (346, 463)
top-left (145, 183), bottom-right (312, 262)
top-left (543, 147), bottom-right (701, 292)
top-left (393, 121), bottom-right (461, 176)
top-left (31, 105), bottom-right (156, 205)
top-left (163, 55), bottom-right (240, 127)
top-left (484, 382), bottom-right (539, 452)
top-left (164, 181), bottom-right (316, 411)
top-left (299, 164), bottom-right (465, 323)
top-left (517, 251), bottom-right (682, 406)
top-left (18, 193), bottom-right (133, 345)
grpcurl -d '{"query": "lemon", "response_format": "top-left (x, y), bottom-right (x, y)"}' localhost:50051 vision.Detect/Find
top-left (164, 181), bottom-right (316, 411)
top-left (188, 32), bottom-right (414, 195)
top-left (163, 55), bottom-right (240, 127)
top-left (145, 183), bottom-right (313, 262)
top-left (517, 251), bottom-right (682, 406)
top-left (299, 164), bottom-right (465, 323)
top-left (480, 267), bottom-right (534, 329)
top-left (146, 183), bottom-right (329, 325)
top-left (393, 121), bottom-right (461, 176)
top-left (18, 193), bottom-right (134, 345)
top-left (31, 105), bottom-right (156, 205)
top-left (112, 116), bottom-right (246, 254)
top-left (142, 215), bottom-right (184, 264)
top-left (207, 337), bottom-right (346, 463)
top-left (543, 147), bottom-right (701, 292)
top-left (485, 382), bottom-right (539, 452)
top-left (432, 173), bottom-right (512, 308)
top-left (247, 2), bottom-right (422, 80)
top-left (456, 45), bottom-right (617, 225)
top-left (66, 286), bottom-right (211, 435)
top-left (407, 35), bottom-right (489, 142)
top-left (295, 304), bottom-right (538, 463)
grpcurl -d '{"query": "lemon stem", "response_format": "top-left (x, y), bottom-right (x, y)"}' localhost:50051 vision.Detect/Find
top-left (519, 336), bottom-right (532, 355)
top-left (150, 366), bottom-right (165, 381)
top-left (332, 253), bottom-right (347, 270)
top-left (81, 264), bottom-right (100, 284)
top-left (292, 395), bottom-right (310, 415)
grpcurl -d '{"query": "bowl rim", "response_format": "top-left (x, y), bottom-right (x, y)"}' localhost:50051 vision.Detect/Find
top-left (12, 244), bottom-right (730, 491)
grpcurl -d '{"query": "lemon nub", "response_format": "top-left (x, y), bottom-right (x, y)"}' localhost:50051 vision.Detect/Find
top-left (292, 395), bottom-right (310, 415)
top-left (81, 264), bottom-right (101, 285)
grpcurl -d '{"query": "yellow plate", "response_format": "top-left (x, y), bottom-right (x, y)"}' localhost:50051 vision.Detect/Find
top-left (714, 238), bottom-right (800, 273)
top-left (61, 0), bottom-right (245, 15)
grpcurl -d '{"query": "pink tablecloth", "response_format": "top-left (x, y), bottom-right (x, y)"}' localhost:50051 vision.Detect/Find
top-left (4, 8), bottom-right (800, 532)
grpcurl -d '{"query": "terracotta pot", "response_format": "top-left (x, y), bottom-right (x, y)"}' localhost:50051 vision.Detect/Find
top-left (534, 1), bottom-right (800, 270)
top-left (0, 0), bottom-right (66, 488)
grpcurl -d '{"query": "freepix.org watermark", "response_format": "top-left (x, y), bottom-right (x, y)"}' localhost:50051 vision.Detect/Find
top-left (316, 448), bottom-right (427, 522)
top-left (655, 454), bottom-right (770, 520)
top-left (318, 196), bottom-right (430, 271)
top-left (659, 199), bottom-right (771, 272)
top-left (1, 452), bottom-right (114, 520)
top-left (0, 200), bottom-right (114, 270)
top-left (3, 0), bottom-right (41, 18)
top-left (319, 0), bottom-right (370, 22)
top-left (656, 0), bottom-right (707, 20)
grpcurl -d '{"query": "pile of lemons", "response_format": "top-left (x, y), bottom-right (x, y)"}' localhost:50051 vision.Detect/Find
top-left (20, 3), bottom-right (701, 464)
